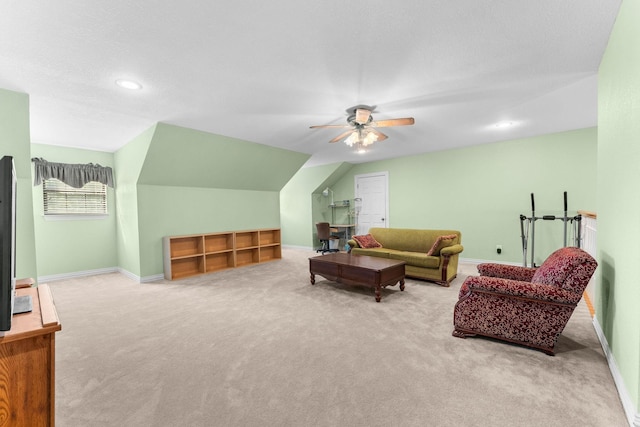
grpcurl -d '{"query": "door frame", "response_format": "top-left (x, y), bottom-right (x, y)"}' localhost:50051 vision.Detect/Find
top-left (354, 171), bottom-right (390, 233)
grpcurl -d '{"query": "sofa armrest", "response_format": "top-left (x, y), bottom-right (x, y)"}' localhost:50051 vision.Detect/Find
top-left (347, 239), bottom-right (359, 253)
top-left (440, 244), bottom-right (463, 257)
top-left (477, 263), bottom-right (537, 282)
top-left (460, 275), bottom-right (581, 305)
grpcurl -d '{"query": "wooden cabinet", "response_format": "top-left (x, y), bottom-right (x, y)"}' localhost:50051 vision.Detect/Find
top-left (163, 229), bottom-right (281, 280)
top-left (0, 285), bottom-right (61, 427)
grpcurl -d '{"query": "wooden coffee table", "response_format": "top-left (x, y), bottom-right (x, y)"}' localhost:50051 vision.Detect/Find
top-left (309, 253), bottom-right (406, 302)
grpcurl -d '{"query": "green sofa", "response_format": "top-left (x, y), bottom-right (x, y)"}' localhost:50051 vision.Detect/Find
top-left (347, 228), bottom-right (463, 286)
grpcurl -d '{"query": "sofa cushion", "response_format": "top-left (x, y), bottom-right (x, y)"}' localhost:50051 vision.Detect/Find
top-left (387, 250), bottom-right (440, 269)
top-left (350, 247), bottom-right (389, 258)
top-left (352, 233), bottom-right (382, 248)
top-left (426, 234), bottom-right (458, 256)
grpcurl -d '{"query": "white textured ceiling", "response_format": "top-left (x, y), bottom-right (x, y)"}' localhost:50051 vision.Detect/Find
top-left (0, 1), bottom-right (621, 167)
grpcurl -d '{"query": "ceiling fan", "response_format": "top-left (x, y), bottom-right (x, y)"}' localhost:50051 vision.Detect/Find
top-left (310, 105), bottom-right (415, 150)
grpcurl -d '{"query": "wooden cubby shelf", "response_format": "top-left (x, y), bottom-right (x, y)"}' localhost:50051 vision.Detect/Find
top-left (163, 228), bottom-right (281, 280)
top-left (170, 235), bottom-right (204, 258)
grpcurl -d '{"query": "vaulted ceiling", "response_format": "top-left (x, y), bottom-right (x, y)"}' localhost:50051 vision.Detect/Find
top-left (0, 1), bottom-right (621, 167)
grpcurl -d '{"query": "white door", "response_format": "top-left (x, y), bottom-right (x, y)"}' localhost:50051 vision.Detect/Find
top-left (354, 172), bottom-right (389, 235)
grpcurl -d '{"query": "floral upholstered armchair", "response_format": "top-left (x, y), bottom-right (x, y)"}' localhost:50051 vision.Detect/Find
top-left (452, 247), bottom-right (597, 355)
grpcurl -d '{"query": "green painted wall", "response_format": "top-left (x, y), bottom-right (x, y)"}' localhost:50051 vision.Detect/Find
top-left (310, 163), bottom-right (355, 248)
top-left (114, 124), bottom-right (156, 277)
top-left (138, 123), bottom-right (309, 190)
top-left (135, 123), bottom-right (309, 277)
top-left (0, 89), bottom-right (37, 280)
top-left (316, 127), bottom-right (596, 265)
top-left (598, 0), bottom-right (640, 411)
top-left (281, 162), bottom-right (353, 248)
top-left (137, 185), bottom-right (281, 276)
top-left (30, 144), bottom-right (117, 277)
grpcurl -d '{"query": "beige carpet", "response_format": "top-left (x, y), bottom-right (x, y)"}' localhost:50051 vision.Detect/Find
top-left (49, 248), bottom-right (628, 427)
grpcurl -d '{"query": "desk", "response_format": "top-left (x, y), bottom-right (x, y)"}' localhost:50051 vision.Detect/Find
top-left (0, 285), bottom-right (61, 426)
top-left (330, 224), bottom-right (355, 241)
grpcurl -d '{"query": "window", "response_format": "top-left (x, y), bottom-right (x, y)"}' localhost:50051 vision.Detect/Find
top-left (43, 178), bottom-right (107, 216)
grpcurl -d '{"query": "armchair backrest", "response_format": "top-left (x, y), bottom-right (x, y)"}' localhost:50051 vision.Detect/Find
top-left (531, 247), bottom-right (597, 293)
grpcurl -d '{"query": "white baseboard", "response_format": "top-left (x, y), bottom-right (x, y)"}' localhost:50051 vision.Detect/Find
top-left (38, 267), bottom-right (163, 284)
top-left (116, 268), bottom-right (141, 282)
top-left (140, 273), bottom-right (165, 283)
top-left (592, 317), bottom-right (640, 427)
top-left (37, 267), bottom-right (118, 283)
top-left (281, 244), bottom-right (314, 250)
top-left (116, 268), bottom-right (164, 283)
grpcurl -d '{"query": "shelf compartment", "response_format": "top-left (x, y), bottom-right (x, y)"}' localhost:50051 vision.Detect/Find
top-left (205, 252), bottom-right (234, 272)
top-left (169, 236), bottom-right (203, 258)
top-left (260, 245), bottom-right (281, 262)
top-left (236, 248), bottom-right (259, 266)
top-left (204, 233), bottom-right (234, 253)
top-left (236, 231), bottom-right (259, 249)
top-left (170, 255), bottom-right (204, 279)
top-left (259, 229), bottom-right (281, 246)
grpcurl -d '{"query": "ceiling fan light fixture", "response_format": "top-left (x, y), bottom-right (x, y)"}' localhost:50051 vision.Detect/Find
top-left (343, 129), bottom-right (378, 150)
top-left (344, 131), bottom-right (359, 147)
top-left (310, 105), bottom-right (414, 151)
top-left (362, 131), bottom-right (378, 146)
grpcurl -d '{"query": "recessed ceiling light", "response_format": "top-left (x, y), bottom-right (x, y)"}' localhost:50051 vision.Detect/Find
top-left (493, 121), bottom-right (517, 129)
top-left (115, 79), bottom-right (142, 90)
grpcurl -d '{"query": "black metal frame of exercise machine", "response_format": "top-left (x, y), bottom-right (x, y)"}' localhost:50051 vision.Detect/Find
top-left (519, 191), bottom-right (582, 267)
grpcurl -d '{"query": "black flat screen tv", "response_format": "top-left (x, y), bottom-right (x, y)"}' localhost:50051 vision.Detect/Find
top-left (0, 155), bottom-right (17, 333)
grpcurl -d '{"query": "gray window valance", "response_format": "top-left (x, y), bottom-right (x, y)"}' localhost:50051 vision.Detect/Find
top-left (31, 157), bottom-right (114, 188)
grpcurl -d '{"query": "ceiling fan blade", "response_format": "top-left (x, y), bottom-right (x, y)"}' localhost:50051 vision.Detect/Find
top-left (370, 117), bottom-right (415, 127)
top-left (355, 108), bottom-right (372, 125)
top-left (310, 124), bottom-right (351, 129)
top-left (329, 130), bottom-right (355, 143)
top-left (370, 129), bottom-right (388, 141)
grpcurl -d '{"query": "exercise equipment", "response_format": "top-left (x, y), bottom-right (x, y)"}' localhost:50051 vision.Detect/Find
top-left (519, 192), bottom-right (582, 267)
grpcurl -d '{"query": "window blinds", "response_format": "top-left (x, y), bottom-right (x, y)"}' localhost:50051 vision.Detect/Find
top-left (43, 179), bottom-right (107, 215)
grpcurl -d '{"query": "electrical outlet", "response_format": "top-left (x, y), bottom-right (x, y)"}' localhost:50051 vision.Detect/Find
top-left (496, 245), bottom-right (502, 254)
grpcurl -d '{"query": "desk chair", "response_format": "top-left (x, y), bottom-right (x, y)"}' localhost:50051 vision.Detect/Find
top-left (316, 222), bottom-right (340, 254)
